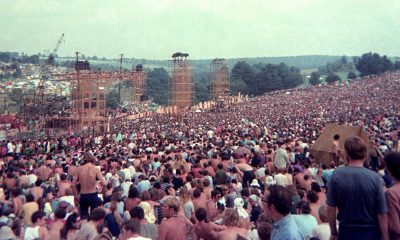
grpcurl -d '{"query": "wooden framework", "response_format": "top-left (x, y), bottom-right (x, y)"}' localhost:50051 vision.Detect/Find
top-left (170, 53), bottom-right (193, 108)
top-left (132, 64), bottom-right (147, 102)
top-left (53, 70), bottom-right (136, 132)
top-left (211, 58), bottom-right (229, 99)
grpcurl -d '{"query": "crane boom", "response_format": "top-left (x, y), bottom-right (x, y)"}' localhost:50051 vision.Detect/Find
top-left (52, 33), bottom-right (65, 55)
top-left (46, 33), bottom-right (65, 66)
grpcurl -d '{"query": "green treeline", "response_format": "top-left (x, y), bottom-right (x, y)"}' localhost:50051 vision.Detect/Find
top-left (309, 53), bottom-right (400, 85)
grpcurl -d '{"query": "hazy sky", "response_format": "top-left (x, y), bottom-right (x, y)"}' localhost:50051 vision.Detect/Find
top-left (1, 0), bottom-right (399, 60)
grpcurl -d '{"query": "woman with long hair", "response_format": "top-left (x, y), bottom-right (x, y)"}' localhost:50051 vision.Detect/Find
top-left (179, 187), bottom-right (195, 221)
top-left (60, 212), bottom-right (80, 240)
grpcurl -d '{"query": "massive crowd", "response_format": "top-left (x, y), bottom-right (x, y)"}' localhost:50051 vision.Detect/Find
top-left (0, 71), bottom-right (399, 240)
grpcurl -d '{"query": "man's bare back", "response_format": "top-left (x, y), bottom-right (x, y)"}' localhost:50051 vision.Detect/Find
top-left (74, 163), bottom-right (105, 194)
top-left (158, 216), bottom-right (188, 240)
top-left (217, 226), bottom-right (247, 240)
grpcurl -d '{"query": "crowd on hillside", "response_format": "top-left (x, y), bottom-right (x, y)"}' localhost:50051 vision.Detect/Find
top-left (0, 71), bottom-right (399, 240)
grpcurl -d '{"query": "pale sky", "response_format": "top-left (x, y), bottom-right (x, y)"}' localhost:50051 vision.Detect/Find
top-left (1, 0), bottom-right (399, 60)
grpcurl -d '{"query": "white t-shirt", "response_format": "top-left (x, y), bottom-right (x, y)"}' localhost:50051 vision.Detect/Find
top-left (7, 142), bottom-right (14, 153)
top-left (274, 173), bottom-right (288, 187)
top-left (311, 223), bottom-right (331, 240)
top-left (28, 174), bottom-right (38, 186)
top-left (59, 195), bottom-right (75, 207)
top-left (127, 237), bottom-right (151, 240)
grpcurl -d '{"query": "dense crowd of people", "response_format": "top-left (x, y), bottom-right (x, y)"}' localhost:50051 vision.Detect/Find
top-left (0, 71), bottom-right (399, 240)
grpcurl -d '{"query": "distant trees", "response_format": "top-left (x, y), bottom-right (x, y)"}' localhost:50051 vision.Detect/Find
top-left (309, 71), bottom-right (321, 85)
top-left (106, 90), bottom-right (119, 109)
top-left (230, 61), bottom-right (304, 96)
top-left (230, 61), bottom-right (254, 95)
top-left (354, 52), bottom-right (394, 76)
top-left (0, 52), bottom-right (39, 64)
top-left (394, 61), bottom-right (400, 71)
top-left (0, 53), bottom-right (11, 63)
top-left (318, 55), bottom-right (354, 75)
top-left (325, 73), bottom-right (341, 83)
top-left (147, 68), bottom-right (169, 105)
top-left (347, 71), bottom-right (357, 79)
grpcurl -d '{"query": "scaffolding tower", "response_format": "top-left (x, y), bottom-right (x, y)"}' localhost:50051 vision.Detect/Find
top-left (170, 52), bottom-right (193, 108)
top-left (211, 58), bottom-right (229, 99)
top-left (132, 64), bottom-right (147, 102)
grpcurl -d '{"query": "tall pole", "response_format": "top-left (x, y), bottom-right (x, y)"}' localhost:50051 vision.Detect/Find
top-left (118, 54), bottom-right (123, 105)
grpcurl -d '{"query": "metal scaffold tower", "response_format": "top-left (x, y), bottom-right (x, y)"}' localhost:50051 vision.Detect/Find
top-left (170, 52), bottom-right (193, 109)
top-left (50, 54), bottom-right (138, 134)
top-left (132, 64), bottom-right (147, 102)
top-left (211, 58), bottom-right (229, 99)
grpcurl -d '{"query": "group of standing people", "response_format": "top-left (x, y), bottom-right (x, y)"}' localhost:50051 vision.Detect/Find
top-left (0, 71), bottom-right (399, 240)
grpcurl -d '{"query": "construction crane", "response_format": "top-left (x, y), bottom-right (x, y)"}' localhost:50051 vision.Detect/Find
top-left (46, 33), bottom-right (65, 66)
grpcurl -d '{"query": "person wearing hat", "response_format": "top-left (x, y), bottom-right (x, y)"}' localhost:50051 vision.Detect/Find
top-left (249, 195), bottom-right (263, 223)
top-left (265, 176), bottom-right (276, 187)
top-left (234, 198), bottom-right (251, 229)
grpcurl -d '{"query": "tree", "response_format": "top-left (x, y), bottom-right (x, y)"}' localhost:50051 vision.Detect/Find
top-left (194, 71), bottom-right (211, 103)
top-left (147, 68), bottom-right (169, 105)
top-left (325, 73), bottom-right (341, 83)
top-left (0, 53), bottom-right (10, 63)
top-left (309, 71), bottom-right (321, 85)
top-left (355, 52), bottom-right (393, 76)
top-left (341, 55), bottom-right (348, 64)
top-left (230, 78), bottom-right (248, 95)
top-left (347, 71), bottom-right (357, 79)
top-left (106, 90), bottom-right (119, 109)
top-left (394, 61), bottom-right (400, 71)
top-left (231, 61), bottom-right (254, 95)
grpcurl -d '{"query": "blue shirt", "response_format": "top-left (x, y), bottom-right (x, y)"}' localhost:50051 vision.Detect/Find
top-left (271, 214), bottom-right (304, 240)
top-left (137, 180), bottom-right (151, 194)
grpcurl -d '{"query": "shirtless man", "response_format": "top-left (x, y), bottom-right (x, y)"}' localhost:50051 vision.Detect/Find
top-left (217, 209), bottom-right (248, 240)
top-left (158, 197), bottom-right (188, 240)
top-left (202, 179), bottom-right (213, 200)
top-left (331, 134), bottom-right (341, 164)
top-left (206, 190), bottom-right (221, 222)
top-left (49, 208), bottom-right (66, 240)
top-left (294, 168), bottom-right (306, 189)
top-left (73, 151), bottom-right (106, 219)
top-left (193, 188), bottom-right (207, 211)
top-left (31, 180), bottom-right (44, 202)
top-left (210, 154), bottom-right (221, 171)
top-left (235, 163), bottom-right (254, 188)
top-left (36, 164), bottom-right (52, 181)
top-left (193, 208), bottom-right (226, 240)
top-left (57, 173), bottom-right (72, 197)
